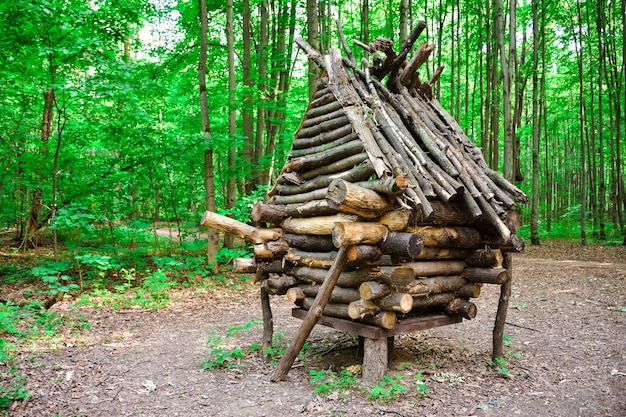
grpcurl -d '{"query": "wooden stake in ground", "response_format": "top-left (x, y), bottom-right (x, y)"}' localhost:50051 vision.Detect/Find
top-left (271, 246), bottom-right (349, 382)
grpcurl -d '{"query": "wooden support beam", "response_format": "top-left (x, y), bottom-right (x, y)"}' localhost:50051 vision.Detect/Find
top-left (332, 222), bottom-right (388, 247)
top-left (201, 210), bottom-right (282, 244)
top-left (271, 246), bottom-right (348, 382)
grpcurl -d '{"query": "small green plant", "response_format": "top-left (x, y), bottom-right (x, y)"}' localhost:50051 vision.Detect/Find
top-left (414, 371), bottom-right (429, 397)
top-left (309, 367), bottom-right (359, 396)
top-left (202, 320), bottom-right (263, 369)
top-left (488, 357), bottom-right (509, 376)
top-left (367, 375), bottom-right (407, 402)
top-left (32, 261), bottom-right (79, 296)
top-left (503, 333), bottom-right (513, 347)
top-left (141, 270), bottom-right (177, 307)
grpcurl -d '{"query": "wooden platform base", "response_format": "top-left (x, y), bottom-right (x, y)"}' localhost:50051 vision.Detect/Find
top-left (291, 308), bottom-right (462, 385)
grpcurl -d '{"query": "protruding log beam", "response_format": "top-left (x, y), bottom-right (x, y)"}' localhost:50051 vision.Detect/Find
top-left (456, 283), bottom-right (482, 299)
top-left (346, 245), bottom-right (382, 262)
top-left (326, 179), bottom-right (393, 219)
top-left (201, 210), bottom-right (282, 244)
top-left (402, 260), bottom-right (467, 277)
top-left (282, 213), bottom-right (358, 235)
top-left (332, 222), bottom-right (388, 247)
top-left (253, 239), bottom-right (290, 260)
top-left (348, 299), bottom-right (380, 319)
top-left (375, 292), bottom-right (413, 313)
top-left (379, 232), bottom-right (423, 259)
top-left (405, 225), bottom-right (483, 248)
top-left (252, 202), bottom-right (289, 225)
top-left (462, 267), bottom-right (510, 284)
top-left (446, 298), bottom-right (477, 319)
top-left (260, 275), bottom-right (299, 295)
top-left (404, 275), bottom-right (466, 296)
top-left (291, 265), bottom-right (415, 288)
top-left (465, 249), bottom-right (503, 268)
top-left (482, 234), bottom-right (525, 252)
top-left (284, 249), bottom-right (337, 269)
top-left (359, 281), bottom-right (392, 301)
top-left (353, 175), bottom-right (409, 195)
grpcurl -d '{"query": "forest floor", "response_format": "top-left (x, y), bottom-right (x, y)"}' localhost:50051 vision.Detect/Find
top-left (2, 240), bottom-right (626, 417)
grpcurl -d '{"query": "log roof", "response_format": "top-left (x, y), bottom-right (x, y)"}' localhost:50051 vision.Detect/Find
top-left (268, 25), bottom-right (527, 240)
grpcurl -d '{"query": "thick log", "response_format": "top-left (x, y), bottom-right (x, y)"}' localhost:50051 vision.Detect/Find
top-left (362, 337), bottom-right (389, 387)
top-left (493, 253), bottom-right (513, 360)
top-left (405, 225), bottom-right (483, 248)
top-left (359, 281), bottom-right (392, 300)
top-left (332, 222), bottom-right (388, 247)
top-left (411, 292), bottom-right (455, 310)
top-left (413, 247), bottom-right (472, 260)
top-left (376, 209), bottom-right (412, 232)
top-left (291, 265), bottom-right (415, 288)
top-left (271, 247), bottom-right (348, 382)
top-left (456, 283), bottom-right (482, 299)
top-left (286, 287), bottom-right (306, 305)
top-left (260, 275), bottom-right (299, 295)
top-left (294, 115), bottom-right (351, 140)
top-left (462, 267), bottom-right (510, 284)
top-left (282, 233), bottom-right (336, 252)
top-left (253, 239), bottom-right (290, 260)
top-left (282, 213), bottom-right (358, 235)
top-left (293, 284), bottom-right (361, 304)
top-left (326, 179), bottom-right (393, 219)
top-left (402, 260), bottom-right (467, 277)
top-left (465, 249), bottom-right (503, 268)
top-left (375, 292), bottom-right (413, 313)
top-left (259, 271), bottom-right (273, 351)
top-left (446, 298), bottom-right (477, 319)
top-left (404, 275), bottom-right (466, 296)
top-left (284, 249), bottom-right (337, 269)
top-left (252, 202), bottom-right (288, 225)
top-left (284, 200), bottom-right (338, 218)
top-left (346, 245), bottom-right (382, 262)
top-left (300, 153), bottom-right (370, 181)
top-left (414, 199), bottom-right (480, 226)
top-left (201, 210), bottom-right (282, 244)
top-left (348, 299), bottom-right (380, 319)
top-left (379, 232), bottom-right (423, 258)
top-left (300, 299), bottom-right (396, 329)
top-left (292, 120), bottom-right (352, 150)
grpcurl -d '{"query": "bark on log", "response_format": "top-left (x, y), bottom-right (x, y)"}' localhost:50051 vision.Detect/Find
top-left (291, 284), bottom-right (361, 305)
top-left (411, 292), bottom-right (455, 310)
top-left (284, 249), bottom-right (338, 269)
top-left (446, 298), bottom-right (477, 319)
top-left (359, 281), bottom-right (392, 300)
top-left (251, 201), bottom-right (289, 225)
top-left (456, 283), bottom-right (482, 299)
top-left (201, 211), bottom-right (282, 244)
top-left (493, 253), bottom-right (512, 360)
top-left (332, 222), bottom-right (388, 247)
top-left (282, 233), bottom-right (337, 252)
top-left (379, 232), bottom-right (423, 259)
top-left (404, 275), bottom-right (466, 296)
top-left (253, 239), bottom-right (290, 260)
top-left (291, 265), bottom-right (415, 288)
top-left (375, 292), bottom-right (413, 313)
top-left (402, 260), bottom-right (467, 277)
top-left (301, 299), bottom-right (396, 329)
top-left (326, 179), bottom-right (393, 219)
top-left (482, 234), bottom-right (525, 252)
top-left (260, 275), bottom-right (299, 295)
top-left (300, 153), bottom-right (370, 181)
top-left (462, 267), bottom-right (510, 284)
top-left (405, 225), bottom-right (483, 248)
top-left (291, 122), bottom-right (353, 150)
top-left (348, 299), bottom-right (381, 319)
top-left (271, 247), bottom-right (348, 382)
top-left (353, 175), bottom-right (409, 195)
top-left (346, 245), bottom-right (382, 262)
top-left (413, 247), bottom-right (471, 260)
top-left (465, 249), bottom-right (503, 268)
top-left (376, 209), bottom-right (412, 232)
top-left (282, 213), bottom-right (358, 235)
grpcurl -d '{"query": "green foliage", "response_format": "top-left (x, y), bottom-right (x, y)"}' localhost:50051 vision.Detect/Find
top-left (309, 367), bottom-right (360, 396)
top-left (367, 375), bottom-right (407, 402)
top-left (140, 270), bottom-right (177, 307)
top-left (414, 371), bottom-right (430, 397)
top-left (487, 357), bottom-right (509, 376)
top-left (31, 261), bottom-right (79, 295)
top-left (202, 320), bottom-right (262, 370)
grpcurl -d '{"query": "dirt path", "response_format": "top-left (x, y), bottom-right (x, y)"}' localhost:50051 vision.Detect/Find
top-left (5, 242), bottom-right (626, 416)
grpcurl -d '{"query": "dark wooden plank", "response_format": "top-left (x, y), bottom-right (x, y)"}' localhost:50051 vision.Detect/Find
top-left (292, 309), bottom-right (462, 339)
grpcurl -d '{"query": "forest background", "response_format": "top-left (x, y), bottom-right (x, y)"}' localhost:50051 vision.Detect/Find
top-left (0, 0), bottom-right (624, 408)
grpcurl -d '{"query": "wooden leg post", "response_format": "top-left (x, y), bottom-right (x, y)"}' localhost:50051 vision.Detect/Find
top-left (271, 247), bottom-right (349, 382)
top-left (492, 252), bottom-right (512, 360)
top-left (258, 271), bottom-right (274, 355)
top-left (362, 337), bottom-right (388, 386)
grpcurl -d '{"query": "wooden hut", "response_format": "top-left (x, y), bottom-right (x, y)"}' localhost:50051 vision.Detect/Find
top-left (201, 22), bottom-right (527, 385)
